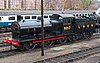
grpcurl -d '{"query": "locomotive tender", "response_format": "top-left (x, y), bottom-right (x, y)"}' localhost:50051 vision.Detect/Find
top-left (3, 14), bottom-right (96, 50)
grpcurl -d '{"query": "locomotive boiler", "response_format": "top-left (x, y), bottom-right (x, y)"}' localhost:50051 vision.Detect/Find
top-left (3, 14), bottom-right (96, 50)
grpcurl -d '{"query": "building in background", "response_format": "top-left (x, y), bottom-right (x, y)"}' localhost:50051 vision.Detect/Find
top-left (22, 0), bottom-right (41, 10)
top-left (0, 0), bottom-right (99, 10)
top-left (87, 0), bottom-right (100, 9)
top-left (10, 0), bottom-right (22, 9)
top-left (0, 0), bottom-right (5, 9)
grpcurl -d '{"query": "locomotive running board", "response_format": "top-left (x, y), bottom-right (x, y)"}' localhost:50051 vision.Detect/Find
top-left (3, 35), bottom-right (66, 47)
top-left (32, 35), bottom-right (65, 43)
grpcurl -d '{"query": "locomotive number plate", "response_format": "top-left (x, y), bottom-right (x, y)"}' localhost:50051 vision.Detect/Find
top-left (64, 26), bottom-right (71, 31)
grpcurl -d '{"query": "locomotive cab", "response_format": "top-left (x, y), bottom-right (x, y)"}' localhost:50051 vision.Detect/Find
top-left (50, 14), bottom-right (74, 35)
top-left (59, 14), bottom-right (74, 35)
top-left (62, 17), bottom-right (74, 35)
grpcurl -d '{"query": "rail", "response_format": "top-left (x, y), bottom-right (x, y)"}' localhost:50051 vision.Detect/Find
top-left (35, 46), bottom-right (100, 63)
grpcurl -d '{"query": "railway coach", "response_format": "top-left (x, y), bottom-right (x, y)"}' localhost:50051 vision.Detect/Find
top-left (0, 14), bottom-right (21, 28)
top-left (0, 14), bottom-right (52, 28)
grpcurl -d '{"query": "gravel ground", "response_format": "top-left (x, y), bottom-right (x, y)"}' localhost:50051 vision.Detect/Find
top-left (0, 38), bottom-right (100, 63)
top-left (72, 53), bottom-right (100, 63)
top-left (0, 45), bottom-right (15, 52)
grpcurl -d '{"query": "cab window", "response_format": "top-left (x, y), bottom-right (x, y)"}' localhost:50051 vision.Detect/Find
top-left (63, 18), bottom-right (67, 23)
top-left (49, 16), bottom-right (52, 18)
top-left (85, 14), bottom-right (87, 16)
top-left (63, 18), bottom-right (71, 23)
top-left (76, 14), bottom-right (78, 16)
top-left (82, 14), bottom-right (84, 17)
top-left (79, 14), bottom-right (81, 16)
top-left (25, 16), bottom-right (30, 19)
top-left (44, 16), bottom-right (48, 18)
top-left (9, 17), bottom-right (15, 20)
top-left (67, 18), bottom-right (71, 23)
top-left (0, 17), bottom-right (1, 21)
top-left (32, 16), bottom-right (36, 19)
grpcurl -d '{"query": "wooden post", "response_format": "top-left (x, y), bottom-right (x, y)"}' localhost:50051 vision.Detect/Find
top-left (41, 0), bottom-right (44, 56)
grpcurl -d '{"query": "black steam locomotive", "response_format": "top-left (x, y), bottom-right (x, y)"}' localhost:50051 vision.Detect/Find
top-left (4, 14), bottom-right (96, 50)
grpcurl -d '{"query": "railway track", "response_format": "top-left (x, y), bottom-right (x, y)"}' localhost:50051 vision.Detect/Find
top-left (0, 33), bottom-right (99, 47)
top-left (0, 32), bottom-right (11, 38)
top-left (0, 33), bottom-right (99, 59)
top-left (0, 47), bottom-right (42, 58)
top-left (0, 32), bottom-right (11, 47)
top-left (34, 46), bottom-right (100, 63)
top-left (0, 49), bottom-right (20, 58)
top-left (0, 43), bottom-right (9, 47)
top-left (0, 28), bottom-right (11, 33)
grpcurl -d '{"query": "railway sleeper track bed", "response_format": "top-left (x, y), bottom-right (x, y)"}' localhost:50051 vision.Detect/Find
top-left (0, 49), bottom-right (20, 58)
top-left (0, 44), bottom-right (9, 47)
top-left (0, 33), bottom-right (97, 48)
top-left (0, 32), bottom-right (11, 47)
top-left (0, 33), bottom-right (99, 59)
top-left (0, 32), bottom-right (99, 47)
top-left (0, 32), bottom-right (11, 38)
top-left (35, 46), bottom-right (100, 63)
top-left (0, 35), bottom-right (100, 60)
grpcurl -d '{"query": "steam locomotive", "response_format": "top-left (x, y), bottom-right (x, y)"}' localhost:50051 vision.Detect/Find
top-left (3, 14), bottom-right (96, 50)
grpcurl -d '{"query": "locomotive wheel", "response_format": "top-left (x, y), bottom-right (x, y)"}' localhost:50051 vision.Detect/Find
top-left (79, 34), bottom-right (83, 40)
top-left (83, 33), bottom-right (89, 40)
top-left (44, 41), bottom-right (53, 47)
top-left (29, 43), bottom-right (37, 49)
top-left (44, 33), bottom-right (54, 47)
top-left (22, 42), bottom-right (37, 50)
top-left (82, 33), bottom-right (86, 39)
top-left (22, 42), bottom-right (30, 50)
top-left (86, 33), bottom-right (92, 40)
top-left (71, 35), bottom-right (76, 41)
top-left (59, 37), bottom-right (67, 45)
top-left (67, 36), bottom-right (73, 42)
